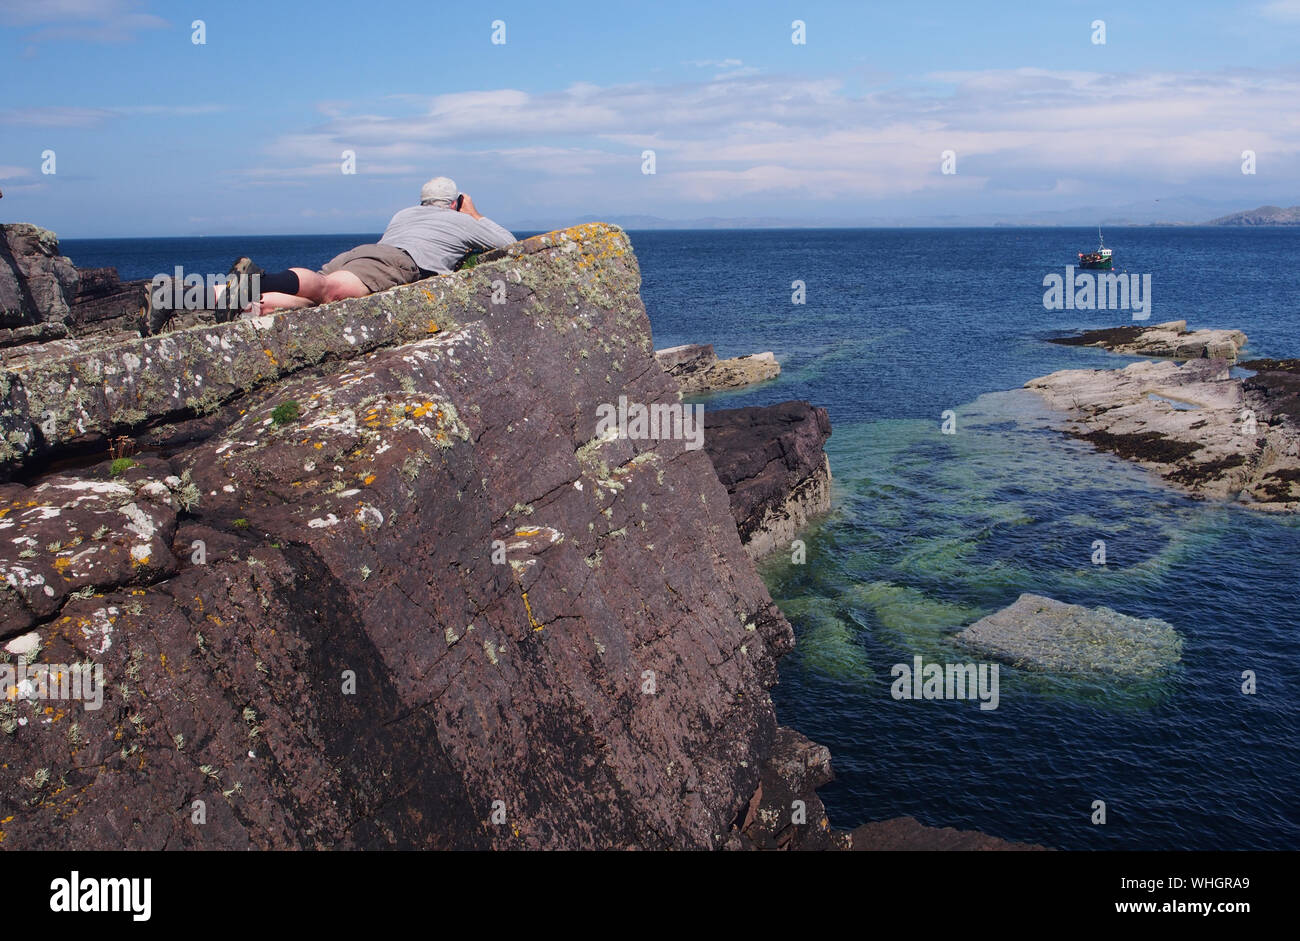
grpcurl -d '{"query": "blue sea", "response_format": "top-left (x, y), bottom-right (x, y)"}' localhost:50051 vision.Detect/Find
top-left (61, 227), bottom-right (1300, 850)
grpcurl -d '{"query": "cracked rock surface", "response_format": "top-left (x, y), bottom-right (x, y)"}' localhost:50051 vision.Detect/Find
top-left (0, 224), bottom-right (829, 849)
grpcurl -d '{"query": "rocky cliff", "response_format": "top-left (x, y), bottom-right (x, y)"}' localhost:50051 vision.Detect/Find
top-left (704, 402), bottom-right (832, 560)
top-left (0, 223), bottom-right (843, 849)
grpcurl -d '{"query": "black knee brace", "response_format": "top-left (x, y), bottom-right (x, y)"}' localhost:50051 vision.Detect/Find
top-left (259, 270), bottom-right (301, 296)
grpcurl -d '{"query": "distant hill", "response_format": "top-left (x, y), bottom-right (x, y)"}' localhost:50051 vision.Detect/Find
top-left (505, 201), bottom-right (1300, 231)
top-left (1206, 205), bottom-right (1300, 225)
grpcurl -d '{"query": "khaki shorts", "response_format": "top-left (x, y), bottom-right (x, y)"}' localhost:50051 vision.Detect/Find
top-left (319, 243), bottom-right (420, 293)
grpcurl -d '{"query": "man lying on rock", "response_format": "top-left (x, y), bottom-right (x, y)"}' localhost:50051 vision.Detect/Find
top-left (144, 176), bottom-right (515, 334)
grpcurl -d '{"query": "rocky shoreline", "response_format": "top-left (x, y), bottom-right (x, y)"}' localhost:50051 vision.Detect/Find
top-left (1029, 325), bottom-right (1300, 510)
top-left (1049, 320), bottom-right (1247, 361)
top-left (0, 219), bottom-right (1027, 852)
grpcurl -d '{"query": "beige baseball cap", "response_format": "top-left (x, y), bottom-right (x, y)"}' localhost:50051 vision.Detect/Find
top-left (419, 176), bottom-right (459, 205)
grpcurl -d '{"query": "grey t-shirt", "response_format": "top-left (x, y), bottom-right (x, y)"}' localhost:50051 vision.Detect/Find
top-left (378, 205), bottom-right (516, 275)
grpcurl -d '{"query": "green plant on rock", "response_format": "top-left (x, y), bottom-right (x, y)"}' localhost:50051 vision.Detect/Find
top-left (110, 457), bottom-right (138, 476)
top-left (271, 401), bottom-right (301, 425)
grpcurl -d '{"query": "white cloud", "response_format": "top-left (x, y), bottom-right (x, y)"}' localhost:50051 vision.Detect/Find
top-left (0, 104), bottom-right (226, 127)
top-left (685, 58), bottom-right (744, 69)
top-left (229, 66), bottom-right (1300, 209)
top-left (0, 0), bottom-right (167, 41)
top-left (1261, 0), bottom-right (1300, 21)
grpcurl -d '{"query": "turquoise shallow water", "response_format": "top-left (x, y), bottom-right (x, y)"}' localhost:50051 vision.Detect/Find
top-left (63, 226), bottom-right (1300, 849)
top-left (634, 227), bottom-right (1300, 851)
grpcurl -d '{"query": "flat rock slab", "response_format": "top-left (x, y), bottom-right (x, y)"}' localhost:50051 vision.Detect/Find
top-left (0, 224), bottom-right (644, 474)
top-left (656, 343), bottom-right (780, 394)
top-left (1027, 356), bottom-right (1300, 509)
top-left (956, 593), bottom-right (1182, 677)
top-left (1051, 320), bottom-right (1247, 361)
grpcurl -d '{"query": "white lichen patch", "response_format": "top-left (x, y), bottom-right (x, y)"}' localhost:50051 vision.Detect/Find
top-left (82, 605), bottom-right (118, 655)
top-left (53, 480), bottom-right (134, 496)
top-left (136, 481), bottom-right (173, 504)
top-left (4, 631), bottom-right (40, 656)
top-left (308, 514), bottom-right (340, 529)
top-left (2, 565), bottom-right (45, 593)
top-left (117, 503), bottom-right (157, 542)
top-left (302, 408), bottom-right (359, 438)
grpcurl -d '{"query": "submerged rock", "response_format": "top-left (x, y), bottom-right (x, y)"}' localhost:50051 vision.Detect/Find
top-left (656, 343), bottom-right (780, 394)
top-left (1051, 320), bottom-right (1247, 361)
top-left (704, 401), bottom-right (832, 559)
top-left (956, 593), bottom-right (1182, 677)
top-left (851, 816), bottom-right (1047, 851)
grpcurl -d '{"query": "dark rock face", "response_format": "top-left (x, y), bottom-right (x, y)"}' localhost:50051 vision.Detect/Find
top-left (1, 224), bottom-right (80, 329)
top-left (728, 727), bottom-right (849, 850)
top-left (704, 402), bottom-right (832, 559)
top-left (0, 224), bottom-right (829, 849)
top-left (66, 267), bottom-right (150, 338)
top-left (0, 225), bottom-right (147, 351)
top-left (1241, 359), bottom-right (1300, 426)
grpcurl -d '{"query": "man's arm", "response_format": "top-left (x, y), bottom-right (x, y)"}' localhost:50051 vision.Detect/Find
top-left (456, 193), bottom-right (516, 249)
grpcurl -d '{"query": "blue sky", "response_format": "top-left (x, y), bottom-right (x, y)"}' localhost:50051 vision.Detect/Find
top-left (2, 0), bottom-right (1299, 236)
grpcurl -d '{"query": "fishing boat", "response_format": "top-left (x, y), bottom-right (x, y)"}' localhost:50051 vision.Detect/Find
top-left (1078, 227), bottom-right (1113, 270)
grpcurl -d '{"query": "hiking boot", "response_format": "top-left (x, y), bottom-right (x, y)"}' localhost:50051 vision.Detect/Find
top-left (227, 256), bottom-right (265, 279)
top-left (214, 257), bottom-right (266, 321)
top-left (141, 278), bottom-right (177, 336)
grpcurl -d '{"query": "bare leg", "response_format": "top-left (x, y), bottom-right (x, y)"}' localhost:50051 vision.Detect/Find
top-left (215, 266), bottom-right (327, 313)
top-left (288, 268), bottom-right (329, 303)
top-left (257, 292), bottom-right (316, 315)
top-left (322, 270), bottom-right (370, 303)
